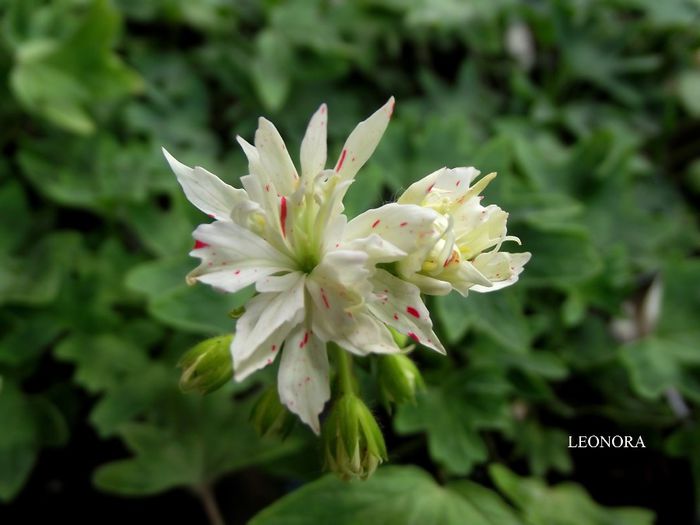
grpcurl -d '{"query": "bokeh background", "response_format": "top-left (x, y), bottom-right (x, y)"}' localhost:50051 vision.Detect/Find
top-left (1, 0), bottom-right (700, 523)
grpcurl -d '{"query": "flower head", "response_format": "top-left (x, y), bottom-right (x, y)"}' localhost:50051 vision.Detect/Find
top-left (163, 99), bottom-right (444, 433)
top-left (396, 167), bottom-right (531, 296)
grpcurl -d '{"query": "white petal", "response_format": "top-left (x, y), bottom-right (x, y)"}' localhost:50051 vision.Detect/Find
top-left (405, 272), bottom-right (453, 296)
top-left (232, 273), bottom-right (305, 368)
top-left (194, 266), bottom-right (283, 294)
top-left (278, 326), bottom-right (330, 434)
top-left (441, 260), bottom-right (493, 296)
top-left (345, 203), bottom-right (439, 256)
top-left (188, 221), bottom-right (293, 291)
top-left (333, 97), bottom-right (394, 183)
top-left (305, 250), bottom-right (397, 355)
top-left (308, 250), bottom-right (372, 303)
top-left (398, 167), bottom-right (445, 205)
top-left (163, 148), bottom-right (247, 221)
top-left (255, 118), bottom-right (299, 196)
top-left (399, 167), bottom-right (494, 210)
top-left (368, 269), bottom-right (446, 354)
top-left (334, 312), bottom-right (400, 356)
top-left (471, 252), bottom-right (531, 293)
top-left (256, 271), bottom-right (305, 293)
top-left (300, 103), bottom-right (327, 181)
top-left (192, 220), bottom-right (292, 265)
top-left (342, 234), bottom-right (406, 265)
top-left (237, 137), bottom-right (291, 242)
top-left (232, 326), bottom-right (287, 382)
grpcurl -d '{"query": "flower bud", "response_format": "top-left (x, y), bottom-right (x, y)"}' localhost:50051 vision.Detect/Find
top-left (250, 385), bottom-right (295, 439)
top-left (388, 326), bottom-right (409, 348)
top-left (177, 335), bottom-right (233, 395)
top-left (321, 394), bottom-right (387, 480)
top-left (377, 354), bottom-right (424, 411)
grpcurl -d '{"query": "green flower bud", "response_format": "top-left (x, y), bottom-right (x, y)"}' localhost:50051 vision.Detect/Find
top-left (321, 394), bottom-right (387, 480)
top-left (378, 354), bottom-right (424, 411)
top-left (177, 335), bottom-right (233, 395)
top-left (250, 385), bottom-right (295, 439)
top-left (388, 326), bottom-right (409, 348)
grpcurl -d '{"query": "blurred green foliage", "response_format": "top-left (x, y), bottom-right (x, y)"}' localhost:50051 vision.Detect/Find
top-left (0, 0), bottom-right (699, 522)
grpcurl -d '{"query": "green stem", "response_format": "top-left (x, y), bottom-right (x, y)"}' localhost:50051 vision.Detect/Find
top-left (194, 484), bottom-right (226, 525)
top-left (332, 343), bottom-right (355, 395)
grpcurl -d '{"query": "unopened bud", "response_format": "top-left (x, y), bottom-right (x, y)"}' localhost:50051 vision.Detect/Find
top-left (388, 326), bottom-right (409, 348)
top-left (378, 354), bottom-right (424, 411)
top-left (321, 394), bottom-right (387, 480)
top-left (177, 335), bottom-right (233, 394)
top-left (250, 386), bottom-right (295, 438)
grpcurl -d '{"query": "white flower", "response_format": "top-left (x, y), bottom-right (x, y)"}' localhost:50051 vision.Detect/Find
top-left (163, 99), bottom-right (444, 433)
top-left (395, 166), bottom-right (531, 296)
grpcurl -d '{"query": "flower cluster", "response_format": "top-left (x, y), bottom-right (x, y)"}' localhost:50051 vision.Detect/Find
top-left (164, 98), bottom-right (529, 468)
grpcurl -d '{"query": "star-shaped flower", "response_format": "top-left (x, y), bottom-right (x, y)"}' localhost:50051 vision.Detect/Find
top-left (395, 167), bottom-right (531, 296)
top-left (163, 99), bottom-right (444, 432)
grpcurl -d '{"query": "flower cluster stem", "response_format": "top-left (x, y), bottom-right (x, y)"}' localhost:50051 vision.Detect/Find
top-left (332, 343), bottom-right (356, 395)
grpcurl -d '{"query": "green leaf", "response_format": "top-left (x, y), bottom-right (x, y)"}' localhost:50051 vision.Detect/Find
top-left (251, 466), bottom-right (520, 525)
top-left (55, 334), bottom-right (150, 394)
top-left (395, 368), bottom-right (511, 475)
top-left (432, 292), bottom-right (471, 344)
top-left (251, 30), bottom-right (292, 111)
top-left (620, 259), bottom-right (700, 401)
top-left (0, 311), bottom-right (64, 368)
top-left (9, 0), bottom-right (142, 134)
top-left (54, 331), bottom-right (170, 437)
top-left (490, 465), bottom-right (655, 525)
top-left (0, 443), bottom-right (35, 502)
top-left (0, 232), bottom-right (81, 306)
top-left (678, 71), bottom-right (700, 116)
top-left (518, 226), bottom-right (602, 287)
top-left (435, 287), bottom-right (530, 351)
top-left (94, 392), bottom-right (302, 495)
top-left (0, 181), bottom-right (30, 255)
top-left (0, 382), bottom-right (68, 501)
top-left (508, 422), bottom-right (572, 476)
top-left (620, 337), bottom-right (700, 402)
top-left (126, 256), bottom-right (254, 334)
top-left (19, 136), bottom-right (165, 211)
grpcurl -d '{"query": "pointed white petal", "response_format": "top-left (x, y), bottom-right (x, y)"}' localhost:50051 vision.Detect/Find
top-left (300, 103), bottom-right (328, 181)
top-left (278, 326), bottom-right (330, 434)
top-left (333, 97), bottom-right (394, 183)
top-left (471, 252), bottom-right (531, 293)
top-left (342, 234), bottom-right (406, 265)
top-left (191, 220), bottom-right (293, 266)
top-left (397, 167), bottom-right (446, 205)
top-left (232, 274), bottom-right (305, 374)
top-left (192, 265), bottom-right (283, 294)
top-left (237, 137), bottom-right (289, 234)
top-left (399, 167), bottom-right (488, 207)
top-left (335, 312), bottom-right (400, 356)
top-left (368, 269), bottom-right (446, 354)
top-left (255, 118), bottom-right (299, 196)
top-left (232, 326), bottom-right (287, 382)
top-left (403, 272), bottom-right (453, 296)
top-left (187, 221), bottom-right (294, 291)
top-left (163, 148), bottom-right (247, 221)
top-left (256, 271), bottom-right (305, 293)
top-left (344, 203), bottom-right (439, 257)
